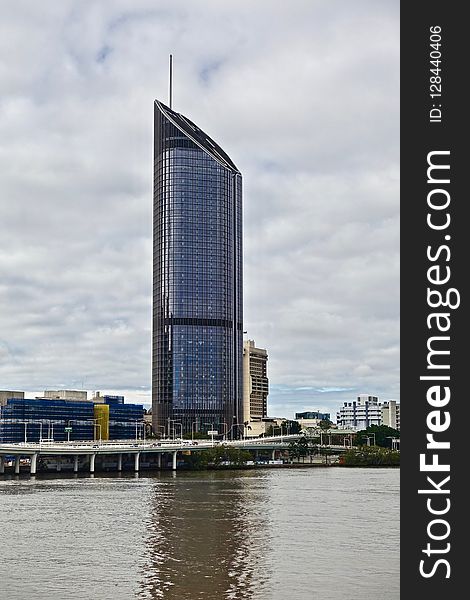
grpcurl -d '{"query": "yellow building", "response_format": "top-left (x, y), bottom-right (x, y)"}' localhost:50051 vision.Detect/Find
top-left (93, 404), bottom-right (110, 441)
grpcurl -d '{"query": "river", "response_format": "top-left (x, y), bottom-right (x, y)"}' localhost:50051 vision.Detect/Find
top-left (0, 468), bottom-right (399, 600)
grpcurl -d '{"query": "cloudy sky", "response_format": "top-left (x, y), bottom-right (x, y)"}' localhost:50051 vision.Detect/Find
top-left (0, 0), bottom-right (399, 418)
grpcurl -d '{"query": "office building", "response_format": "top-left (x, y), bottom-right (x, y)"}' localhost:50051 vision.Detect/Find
top-left (242, 340), bottom-right (269, 423)
top-left (381, 400), bottom-right (400, 430)
top-left (0, 398), bottom-right (95, 442)
top-left (152, 100), bottom-right (243, 436)
top-left (104, 395), bottom-right (144, 439)
top-left (0, 395), bottom-right (144, 443)
top-left (295, 411), bottom-right (330, 421)
top-left (336, 394), bottom-right (382, 430)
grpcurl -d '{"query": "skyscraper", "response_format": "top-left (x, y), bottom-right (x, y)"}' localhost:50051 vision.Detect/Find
top-left (152, 100), bottom-right (243, 437)
top-left (242, 339), bottom-right (269, 423)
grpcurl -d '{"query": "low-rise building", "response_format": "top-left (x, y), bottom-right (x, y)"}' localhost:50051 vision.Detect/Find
top-left (295, 411), bottom-right (331, 430)
top-left (0, 394), bottom-right (144, 443)
top-left (243, 418), bottom-right (284, 438)
top-left (295, 411), bottom-right (331, 421)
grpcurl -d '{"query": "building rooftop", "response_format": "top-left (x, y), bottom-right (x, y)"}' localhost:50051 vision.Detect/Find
top-left (155, 99), bottom-right (240, 173)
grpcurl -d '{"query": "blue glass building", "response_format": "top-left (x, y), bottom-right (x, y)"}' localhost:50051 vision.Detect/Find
top-left (295, 411), bottom-right (331, 421)
top-left (152, 100), bottom-right (243, 437)
top-left (0, 396), bottom-right (144, 443)
top-left (104, 395), bottom-right (144, 440)
top-left (0, 398), bottom-right (94, 442)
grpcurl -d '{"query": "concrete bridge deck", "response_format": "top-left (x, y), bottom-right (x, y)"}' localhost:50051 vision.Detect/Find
top-left (0, 434), bottom-right (353, 475)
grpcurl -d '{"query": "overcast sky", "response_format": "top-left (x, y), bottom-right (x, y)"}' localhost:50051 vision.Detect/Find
top-left (0, 0), bottom-right (399, 419)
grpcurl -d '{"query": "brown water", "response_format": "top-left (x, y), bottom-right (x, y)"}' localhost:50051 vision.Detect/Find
top-left (0, 468), bottom-right (399, 599)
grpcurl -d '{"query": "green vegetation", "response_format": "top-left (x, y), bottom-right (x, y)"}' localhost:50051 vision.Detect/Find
top-left (287, 435), bottom-right (339, 465)
top-left (340, 446), bottom-right (400, 466)
top-left (183, 445), bottom-right (252, 470)
top-left (288, 435), bottom-right (313, 460)
top-left (354, 425), bottom-right (400, 448)
top-left (319, 419), bottom-right (334, 431)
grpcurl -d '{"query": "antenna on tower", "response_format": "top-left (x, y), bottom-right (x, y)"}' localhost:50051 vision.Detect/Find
top-left (169, 54), bottom-right (173, 109)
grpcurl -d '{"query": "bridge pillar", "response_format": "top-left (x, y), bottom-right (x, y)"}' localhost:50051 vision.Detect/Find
top-left (134, 452), bottom-right (140, 472)
top-left (172, 451), bottom-right (177, 471)
top-left (14, 455), bottom-right (20, 474)
top-left (157, 453), bottom-right (162, 469)
top-left (117, 453), bottom-right (122, 472)
top-left (271, 449), bottom-right (276, 461)
top-left (73, 455), bottom-right (79, 473)
top-left (0, 456), bottom-right (4, 474)
top-left (89, 453), bottom-right (96, 473)
top-left (30, 453), bottom-right (38, 475)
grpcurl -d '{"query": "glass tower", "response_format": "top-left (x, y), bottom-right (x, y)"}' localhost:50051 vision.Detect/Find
top-left (152, 100), bottom-right (243, 437)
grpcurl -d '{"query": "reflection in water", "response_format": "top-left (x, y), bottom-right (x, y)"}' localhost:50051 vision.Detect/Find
top-left (0, 469), bottom-right (399, 600)
top-left (141, 471), bottom-right (271, 600)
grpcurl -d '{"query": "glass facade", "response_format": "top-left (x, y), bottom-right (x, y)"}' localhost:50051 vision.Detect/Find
top-left (295, 411), bottom-right (331, 421)
top-left (105, 396), bottom-right (144, 440)
top-left (152, 100), bottom-right (243, 436)
top-left (0, 397), bottom-right (144, 443)
top-left (0, 398), bottom-right (95, 442)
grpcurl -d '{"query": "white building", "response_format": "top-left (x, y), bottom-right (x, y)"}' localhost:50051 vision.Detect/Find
top-left (381, 400), bottom-right (400, 430)
top-left (336, 395), bottom-right (382, 430)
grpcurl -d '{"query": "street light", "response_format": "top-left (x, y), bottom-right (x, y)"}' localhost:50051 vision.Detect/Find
top-left (171, 421), bottom-right (183, 440)
top-left (218, 422), bottom-right (228, 440)
top-left (228, 423), bottom-right (244, 441)
top-left (204, 423), bottom-right (218, 447)
top-left (93, 421), bottom-right (102, 444)
top-left (191, 421), bottom-right (199, 442)
top-left (386, 436), bottom-right (399, 450)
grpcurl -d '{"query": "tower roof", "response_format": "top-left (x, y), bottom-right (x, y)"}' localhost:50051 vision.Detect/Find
top-left (155, 99), bottom-right (240, 173)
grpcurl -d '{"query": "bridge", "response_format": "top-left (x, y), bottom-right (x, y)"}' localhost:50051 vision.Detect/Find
top-left (0, 434), bottom-right (353, 475)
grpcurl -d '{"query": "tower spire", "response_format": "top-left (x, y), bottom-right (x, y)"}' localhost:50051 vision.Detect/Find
top-left (169, 54), bottom-right (173, 109)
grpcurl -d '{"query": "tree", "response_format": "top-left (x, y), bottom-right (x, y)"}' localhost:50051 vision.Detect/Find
top-left (319, 419), bottom-right (333, 432)
top-left (283, 420), bottom-right (302, 435)
top-left (185, 445), bottom-right (251, 469)
top-left (355, 425), bottom-right (400, 448)
top-left (288, 435), bottom-right (311, 462)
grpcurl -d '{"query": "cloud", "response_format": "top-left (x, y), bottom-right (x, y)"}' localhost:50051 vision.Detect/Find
top-left (0, 0), bottom-right (399, 418)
